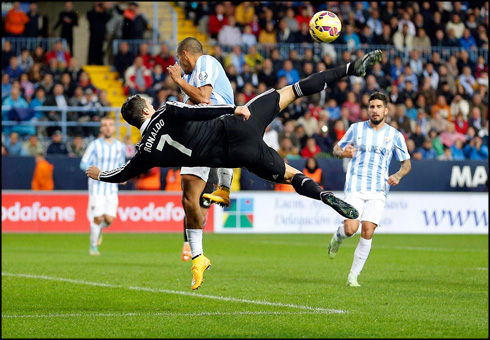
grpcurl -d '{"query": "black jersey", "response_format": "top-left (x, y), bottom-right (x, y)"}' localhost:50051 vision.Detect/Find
top-left (99, 101), bottom-right (235, 183)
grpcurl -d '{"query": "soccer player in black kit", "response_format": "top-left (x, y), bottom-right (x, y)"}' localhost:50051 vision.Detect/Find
top-left (87, 49), bottom-right (383, 290)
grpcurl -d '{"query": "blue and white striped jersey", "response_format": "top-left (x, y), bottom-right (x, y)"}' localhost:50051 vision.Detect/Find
top-left (80, 138), bottom-right (126, 196)
top-left (338, 121), bottom-right (410, 195)
top-left (182, 55), bottom-right (234, 105)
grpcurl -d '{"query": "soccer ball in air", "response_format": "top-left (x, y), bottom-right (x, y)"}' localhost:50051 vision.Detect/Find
top-left (309, 11), bottom-right (342, 43)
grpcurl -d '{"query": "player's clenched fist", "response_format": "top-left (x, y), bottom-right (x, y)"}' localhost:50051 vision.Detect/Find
top-left (234, 106), bottom-right (251, 121)
top-left (86, 165), bottom-right (101, 180)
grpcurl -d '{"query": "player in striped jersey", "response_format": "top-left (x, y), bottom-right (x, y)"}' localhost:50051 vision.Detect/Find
top-left (328, 92), bottom-right (412, 287)
top-left (80, 116), bottom-right (126, 256)
top-left (167, 37), bottom-right (235, 262)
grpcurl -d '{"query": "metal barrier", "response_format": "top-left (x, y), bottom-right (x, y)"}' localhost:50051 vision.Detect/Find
top-left (1, 106), bottom-right (129, 142)
top-left (211, 43), bottom-right (488, 64)
top-left (2, 37), bottom-right (68, 55)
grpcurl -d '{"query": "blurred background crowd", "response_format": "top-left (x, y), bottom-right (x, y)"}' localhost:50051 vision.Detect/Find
top-left (2, 1), bottom-right (489, 164)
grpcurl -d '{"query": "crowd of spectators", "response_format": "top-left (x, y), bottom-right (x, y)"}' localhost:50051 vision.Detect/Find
top-left (2, 1), bottom-right (489, 163)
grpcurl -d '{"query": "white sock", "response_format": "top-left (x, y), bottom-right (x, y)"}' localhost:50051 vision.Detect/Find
top-left (186, 228), bottom-right (203, 258)
top-left (333, 223), bottom-right (352, 243)
top-left (349, 237), bottom-right (372, 276)
top-left (217, 168), bottom-right (233, 189)
top-left (100, 220), bottom-right (109, 229)
top-left (90, 222), bottom-right (102, 247)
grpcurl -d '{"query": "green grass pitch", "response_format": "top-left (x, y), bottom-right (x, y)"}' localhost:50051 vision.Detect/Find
top-left (2, 233), bottom-right (488, 338)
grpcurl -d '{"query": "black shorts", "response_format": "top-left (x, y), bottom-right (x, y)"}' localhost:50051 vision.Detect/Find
top-left (224, 89), bottom-right (286, 183)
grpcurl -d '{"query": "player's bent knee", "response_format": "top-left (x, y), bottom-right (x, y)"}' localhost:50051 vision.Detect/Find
top-left (93, 216), bottom-right (103, 225)
top-left (104, 215), bottom-right (114, 225)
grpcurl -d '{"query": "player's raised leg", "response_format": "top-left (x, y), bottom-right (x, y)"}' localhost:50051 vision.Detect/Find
top-left (277, 49), bottom-right (383, 111)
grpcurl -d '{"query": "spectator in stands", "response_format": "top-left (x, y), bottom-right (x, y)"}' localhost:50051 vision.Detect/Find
top-left (4, 1), bottom-right (29, 37)
top-left (117, 2), bottom-right (148, 40)
top-left (409, 50), bottom-right (423, 76)
top-left (218, 15), bottom-right (242, 47)
top-left (263, 123), bottom-right (279, 151)
top-left (97, 89), bottom-right (110, 107)
top-left (124, 56), bottom-right (153, 96)
top-left (5, 56), bottom-right (24, 81)
top-left (46, 130), bottom-right (69, 155)
top-left (446, 13), bottom-right (465, 39)
top-left (395, 104), bottom-right (413, 135)
top-left (257, 58), bottom-right (276, 88)
top-left (241, 25), bottom-right (257, 49)
top-left (137, 43), bottom-right (153, 70)
top-left (342, 24), bottom-right (361, 50)
top-left (153, 42), bottom-right (175, 75)
top-left (475, 55), bottom-right (488, 79)
top-left (17, 49), bottom-right (34, 72)
top-left (375, 24), bottom-right (393, 45)
top-left (62, 57), bottom-right (80, 84)
top-left (438, 145), bottom-right (453, 160)
top-left (113, 41), bottom-right (135, 79)
top-left (31, 152), bottom-right (54, 190)
top-left (29, 87), bottom-right (47, 119)
top-left (476, 24), bottom-right (488, 48)
top-left (440, 121), bottom-right (467, 148)
top-left (19, 73), bottom-right (34, 101)
top-left (5, 132), bottom-right (25, 155)
top-left (450, 94), bottom-right (470, 120)
top-left (297, 110), bottom-right (318, 137)
top-left (454, 112), bottom-right (469, 135)
top-left (76, 71), bottom-right (97, 94)
top-left (417, 137), bottom-right (437, 159)
top-left (241, 65), bottom-right (258, 89)
top-left (411, 123), bottom-right (427, 149)
top-left (2, 41), bottom-right (14, 70)
top-left (277, 136), bottom-right (299, 159)
top-left (46, 40), bottom-right (71, 70)
top-left (224, 45), bottom-right (245, 74)
top-left (258, 21), bottom-right (277, 47)
top-left (393, 23), bottom-right (414, 52)
top-left (235, 1), bottom-right (254, 27)
top-left (59, 73), bottom-right (74, 98)
top-left (68, 86), bottom-right (84, 107)
top-left (23, 134), bottom-right (43, 156)
top-left (412, 27), bottom-right (431, 50)
top-left (468, 107), bottom-right (484, 134)
top-left (165, 167), bottom-right (181, 191)
top-left (300, 137), bottom-right (321, 158)
top-left (404, 97), bottom-right (418, 120)
top-left (450, 139), bottom-right (466, 160)
top-left (121, 135), bottom-right (135, 158)
top-left (46, 59), bottom-right (63, 83)
top-left (470, 93), bottom-right (487, 119)
top-left (68, 135), bottom-right (86, 157)
top-left (31, 46), bottom-right (45, 66)
top-left (86, 2), bottom-right (110, 65)
top-left (342, 91), bottom-right (361, 123)
top-left (464, 136), bottom-right (488, 160)
top-left (460, 28), bottom-right (478, 51)
top-left (276, 60), bottom-right (300, 86)
top-left (45, 83), bottom-right (69, 110)
top-left (2, 74), bottom-right (12, 99)
top-left (210, 44), bottom-right (225, 66)
top-left (52, 2), bottom-right (78, 55)
top-left (276, 18), bottom-right (296, 43)
top-left (135, 167), bottom-right (161, 190)
top-left (208, 3), bottom-right (227, 40)
top-left (428, 129), bottom-right (444, 157)
top-left (244, 45), bottom-right (264, 72)
top-left (445, 28), bottom-right (461, 47)
top-left (458, 66), bottom-right (478, 98)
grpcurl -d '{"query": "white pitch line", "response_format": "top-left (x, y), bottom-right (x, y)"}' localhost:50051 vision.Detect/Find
top-left (2, 310), bottom-right (336, 319)
top-left (1, 272), bottom-right (346, 314)
top-left (259, 241), bottom-right (488, 253)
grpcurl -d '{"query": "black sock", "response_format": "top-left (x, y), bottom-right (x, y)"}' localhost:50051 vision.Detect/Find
top-left (291, 173), bottom-right (323, 201)
top-left (292, 66), bottom-right (347, 98)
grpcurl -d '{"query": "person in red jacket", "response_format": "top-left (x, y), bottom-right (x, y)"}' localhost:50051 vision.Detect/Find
top-left (153, 42), bottom-right (175, 74)
top-left (300, 137), bottom-right (321, 158)
top-left (4, 2), bottom-right (29, 37)
top-left (208, 3), bottom-right (228, 39)
top-left (45, 40), bottom-right (72, 69)
top-left (124, 56), bottom-right (153, 96)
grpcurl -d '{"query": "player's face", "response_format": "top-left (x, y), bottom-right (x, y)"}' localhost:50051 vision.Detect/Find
top-left (100, 119), bottom-right (115, 138)
top-left (177, 51), bottom-right (192, 74)
top-left (368, 99), bottom-right (388, 125)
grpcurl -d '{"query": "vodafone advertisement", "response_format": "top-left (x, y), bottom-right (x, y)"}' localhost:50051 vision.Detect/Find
top-left (1, 191), bottom-right (213, 233)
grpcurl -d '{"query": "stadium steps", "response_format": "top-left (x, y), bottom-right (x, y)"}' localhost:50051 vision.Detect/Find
top-left (138, 2), bottom-right (210, 53)
top-left (82, 65), bottom-right (140, 143)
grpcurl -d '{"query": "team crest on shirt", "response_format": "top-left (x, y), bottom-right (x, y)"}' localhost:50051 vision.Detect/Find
top-left (198, 71), bottom-right (208, 81)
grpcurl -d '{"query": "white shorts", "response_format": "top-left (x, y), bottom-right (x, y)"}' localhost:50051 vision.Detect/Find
top-left (344, 191), bottom-right (386, 226)
top-left (180, 166), bottom-right (210, 182)
top-left (87, 194), bottom-right (119, 221)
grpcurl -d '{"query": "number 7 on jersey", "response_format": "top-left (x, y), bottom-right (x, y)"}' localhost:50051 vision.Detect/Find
top-left (156, 134), bottom-right (193, 157)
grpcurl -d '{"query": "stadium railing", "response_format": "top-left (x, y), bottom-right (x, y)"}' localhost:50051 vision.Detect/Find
top-left (1, 106), bottom-right (129, 142)
top-left (110, 40), bottom-right (488, 65)
top-left (2, 37), bottom-right (68, 54)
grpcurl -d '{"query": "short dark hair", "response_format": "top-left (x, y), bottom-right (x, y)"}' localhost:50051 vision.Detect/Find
top-left (121, 95), bottom-right (147, 128)
top-left (177, 37), bottom-right (203, 56)
top-left (369, 92), bottom-right (389, 107)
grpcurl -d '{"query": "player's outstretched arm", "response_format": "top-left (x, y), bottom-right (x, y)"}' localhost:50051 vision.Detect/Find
top-left (86, 154), bottom-right (151, 183)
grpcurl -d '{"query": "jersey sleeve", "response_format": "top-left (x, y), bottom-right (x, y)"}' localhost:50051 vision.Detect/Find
top-left (196, 55), bottom-right (218, 88)
top-left (164, 101), bottom-right (236, 122)
top-left (393, 132), bottom-right (411, 161)
top-left (337, 125), bottom-right (355, 149)
top-left (80, 141), bottom-right (96, 171)
top-left (98, 150), bottom-right (150, 183)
